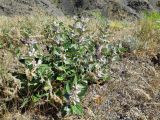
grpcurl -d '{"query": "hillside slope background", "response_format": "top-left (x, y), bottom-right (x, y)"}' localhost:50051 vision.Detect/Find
top-left (0, 0), bottom-right (160, 18)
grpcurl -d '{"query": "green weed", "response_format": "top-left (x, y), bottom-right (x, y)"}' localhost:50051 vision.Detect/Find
top-left (15, 17), bottom-right (125, 116)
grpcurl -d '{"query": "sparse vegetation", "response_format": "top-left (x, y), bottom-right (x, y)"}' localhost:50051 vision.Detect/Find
top-left (0, 1), bottom-right (160, 119)
top-left (136, 12), bottom-right (160, 54)
top-left (0, 14), bottom-right (127, 119)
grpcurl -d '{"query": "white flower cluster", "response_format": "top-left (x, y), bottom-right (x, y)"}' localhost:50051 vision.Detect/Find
top-left (69, 84), bottom-right (82, 105)
top-left (27, 39), bottom-right (38, 57)
top-left (28, 47), bottom-right (37, 57)
top-left (73, 16), bottom-right (89, 32)
top-left (31, 59), bottom-right (42, 67)
top-left (73, 16), bottom-right (89, 23)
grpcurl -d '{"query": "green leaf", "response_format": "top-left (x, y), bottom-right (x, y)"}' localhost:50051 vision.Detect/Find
top-left (37, 64), bottom-right (53, 79)
top-left (118, 47), bottom-right (127, 53)
top-left (65, 82), bottom-right (71, 93)
top-left (0, 43), bottom-right (3, 49)
top-left (71, 103), bottom-right (83, 115)
top-left (73, 75), bottom-right (78, 85)
top-left (64, 60), bottom-right (71, 64)
top-left (103, 74), bottom-right (111, 80)
top-left (112, 55), bottom-right (120, 62)
top-left (44, 83), bottom-right (52, 91)
top-left (31, 95), bottom-right (40, 103)
top-left (57, 76), bottom-right (64, 81)
top-left (20, 98), bottom-right (29, 108)
top-left (57, 66), bottom-right (66, 71)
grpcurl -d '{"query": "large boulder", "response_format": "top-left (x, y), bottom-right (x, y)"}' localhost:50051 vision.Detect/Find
top-left (101, 0), bottom-right (154, 20)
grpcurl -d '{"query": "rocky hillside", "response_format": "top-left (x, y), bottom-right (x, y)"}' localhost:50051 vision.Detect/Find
top-left (0, 0), bottom-right (160, 19)
top-left (59, 0), bottom-right (160, 19)
top-left (0, 0), bottom-right (64, 16)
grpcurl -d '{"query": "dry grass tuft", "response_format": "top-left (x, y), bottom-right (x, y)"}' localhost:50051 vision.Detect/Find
top-left (136, 13), bottom-right (160, 54)
top-left (108, 20), bottom-right (130, 31)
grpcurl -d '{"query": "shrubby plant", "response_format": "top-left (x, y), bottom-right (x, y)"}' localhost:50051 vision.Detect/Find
top-left (13, 17), bottom-right (126, 116)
